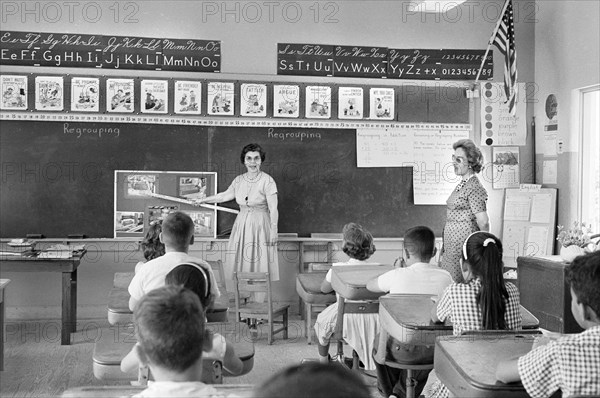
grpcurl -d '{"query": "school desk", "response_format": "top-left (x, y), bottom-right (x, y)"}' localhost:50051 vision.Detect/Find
top-left (434, 333), bottom-right (537, 398)
top-left (107, 286), bottom-right (230, 325)
top-left (92, 321), bottom-right (255, 381)
top-left (379, 294), bottom-right (539, 345)
top-left (0, 250), bottom-right (87, 345)
top-left (295, 271), bottom-right (336, 343)
top-left (0, 279), bottom-right (10, 371)
top-left (61, 384), bottom-right (254, 397)
top-left (330, 264), bottom-right (394, 300)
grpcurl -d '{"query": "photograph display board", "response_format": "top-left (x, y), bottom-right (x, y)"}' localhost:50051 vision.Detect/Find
top-left (114, 170), bottom-right (217, 238)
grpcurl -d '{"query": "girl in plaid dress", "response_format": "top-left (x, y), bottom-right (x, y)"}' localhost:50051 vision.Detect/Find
top-left (426, 232), bottom-right (521, 398)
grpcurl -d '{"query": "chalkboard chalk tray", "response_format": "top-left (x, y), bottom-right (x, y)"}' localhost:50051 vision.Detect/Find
top-left (0, 121), bottom-right (449, 238)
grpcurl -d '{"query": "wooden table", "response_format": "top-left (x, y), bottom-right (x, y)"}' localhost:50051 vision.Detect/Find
top-left (435, 333), bottom-right (536, 398)
top-left (0, 250), bottom-right (87, 345)
top-left (0, 279), bottom-right (10, 370)
top-left (330, 264), bottom-right (393, 300)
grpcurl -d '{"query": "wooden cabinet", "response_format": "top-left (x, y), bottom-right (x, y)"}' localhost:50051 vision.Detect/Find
top-left (517, 256), bottom-right (583, 333)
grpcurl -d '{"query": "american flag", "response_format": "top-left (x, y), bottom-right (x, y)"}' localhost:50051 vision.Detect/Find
top-left (491, 0), bottom-right (518, 116)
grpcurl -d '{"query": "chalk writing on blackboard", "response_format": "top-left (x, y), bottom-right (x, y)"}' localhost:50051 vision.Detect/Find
top-left (267, 128), bottom-right (321, 141)
top-left (63, 123), bottom-right (120, 138)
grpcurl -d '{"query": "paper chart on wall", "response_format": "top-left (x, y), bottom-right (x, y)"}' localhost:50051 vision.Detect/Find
top-left (502, 223), bottom-right (527, 267)
top-left (504, 196), bottom-right (531, 221)
top-left (526, 226), bottom-right (549, 257)
top-left (480, 82), bottom-right (526, 146)
top-left (356, 127), bottom-right (469, 205)
top-left (530, 194), bottom-right (552, 224)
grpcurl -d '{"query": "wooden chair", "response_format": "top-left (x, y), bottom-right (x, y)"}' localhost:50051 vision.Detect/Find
top-left (233, 272), bottom-right (289, 345)
top-left (113, 272), bottom-right (134, 289)
top-left (206, 259), bottom-right (249, 307)
top-left (295, 263), bottom-right (336, 344)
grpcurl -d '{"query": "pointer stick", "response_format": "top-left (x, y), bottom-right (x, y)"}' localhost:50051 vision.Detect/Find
top-left (147, 192), bottom-right (240, 214)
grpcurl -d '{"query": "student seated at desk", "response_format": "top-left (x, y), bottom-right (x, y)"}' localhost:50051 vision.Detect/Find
top-left (314, 222), bottom-right (380, 368)
top-left (255, 362), bottom-right (372, 398)
top-left (366, 226), bottom-right (453, 398)
top-left (496, 251), bottom-right (600, 398)
top-left (128, 211), bottom-right (220, 312)
top-left (427, 232), bottom-right (521, 398)
top-left (135, 221), bottom-right (165, 274)
top-left (129, 285), bottom-right (220, 398)
top-left (122, 264), bottom-right (243, 376)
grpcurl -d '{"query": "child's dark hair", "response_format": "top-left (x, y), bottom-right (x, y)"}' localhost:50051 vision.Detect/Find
top-left (462, 231), bottom-right (508, 330)
top-left (165, 263), bottom-right (212, 309)
top-left (404, 226), bottom-right (436, 261)
top-left (342, 222), bottom-right (375, 261)
top-left (566, 250), bottom-right (600, 317)
top-left (141, 221), bottom-right (165, 261)
top-left (134, 285), bottom-right (204, 372)
top-left (161, 211), bottom-right (195, 251)
top-left (255, 362), bottom-right (371, 398)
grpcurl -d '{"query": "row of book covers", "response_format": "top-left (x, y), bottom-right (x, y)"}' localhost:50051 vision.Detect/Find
top-left (1, 75), bottom-right (396, 120)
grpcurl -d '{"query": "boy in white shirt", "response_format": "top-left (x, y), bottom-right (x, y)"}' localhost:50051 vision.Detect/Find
top-left (128, 211), bottom-right (219, 311)
top-left (367, 226), bottom-right (453, 398)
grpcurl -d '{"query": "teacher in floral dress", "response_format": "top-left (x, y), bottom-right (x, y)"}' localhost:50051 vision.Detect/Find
top-left (441, 139), bottom-right (489, 282)
top-left (196, 143), bottom-right (279, 280)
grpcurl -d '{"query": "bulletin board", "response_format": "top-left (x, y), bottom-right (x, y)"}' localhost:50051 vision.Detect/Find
top-left (114, 171), bottom-right (217, 238)
top-left (501, 187), bottom-right (558, 269)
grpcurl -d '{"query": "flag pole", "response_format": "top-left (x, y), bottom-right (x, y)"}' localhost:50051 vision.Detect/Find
top-left (474, 0), bottom-right (512, 84)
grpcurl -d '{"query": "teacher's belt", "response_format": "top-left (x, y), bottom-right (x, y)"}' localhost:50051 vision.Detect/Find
top-left (239, 206), bottom-right (268, 214)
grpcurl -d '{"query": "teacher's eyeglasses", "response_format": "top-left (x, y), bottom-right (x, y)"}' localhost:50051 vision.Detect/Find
top-left (452, 155), bottom-right (467, 165)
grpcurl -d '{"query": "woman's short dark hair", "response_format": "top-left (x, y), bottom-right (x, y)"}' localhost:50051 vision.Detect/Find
top-left (342, 222), bottom-right (376, 261)
top-left (240, 143), bottom-right (266, 164)
top-left (453, 139), bottom-right (484, 173)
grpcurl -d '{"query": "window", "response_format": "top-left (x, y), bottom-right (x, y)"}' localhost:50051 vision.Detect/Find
top-left (579, 85), bottom-right (600, 233)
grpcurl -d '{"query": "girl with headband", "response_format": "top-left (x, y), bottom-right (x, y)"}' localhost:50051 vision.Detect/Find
top-left (426, 232), bottom-right (522, 398)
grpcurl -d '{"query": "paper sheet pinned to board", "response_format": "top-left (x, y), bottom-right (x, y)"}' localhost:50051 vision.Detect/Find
top-left (504, 196), bottom-right (531, 221)
top-left (530, 194), bottom-right (553, 224)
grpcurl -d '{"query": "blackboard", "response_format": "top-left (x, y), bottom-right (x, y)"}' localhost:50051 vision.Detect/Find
top-left (0, 86), bottom-right (468, 238)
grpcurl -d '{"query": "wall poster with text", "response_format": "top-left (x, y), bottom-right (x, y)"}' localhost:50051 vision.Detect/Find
top-left (207, 82), bottom-right (234, 116)
top-left (141, 80), bottom-right (168, 114)
top-left (240, 83), bottom-right (267, 117)
top-left (174, 80), bottom-right (201, 115)
top-left (1, 75), bottom-right (28, 110)
top-left (70, 77), bottom-right (99, 112)
top-left (273, 84), bottom-right (299, 118)
top-left (305, 85), bottom-right (331, 119)
top-left (35, 76), bottom-right (64, 111)
top-left (369, 87), bottom-right (394, 120)
top-left (106, 78), bottom-right (134, 113)
top-left (338, 87), bottom-right (363, 119)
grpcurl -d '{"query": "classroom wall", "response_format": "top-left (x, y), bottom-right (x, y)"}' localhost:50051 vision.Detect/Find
top-left (0, 0), bottom-right (536, 318)
top-left (533, 0), bottom-right (600, 239)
